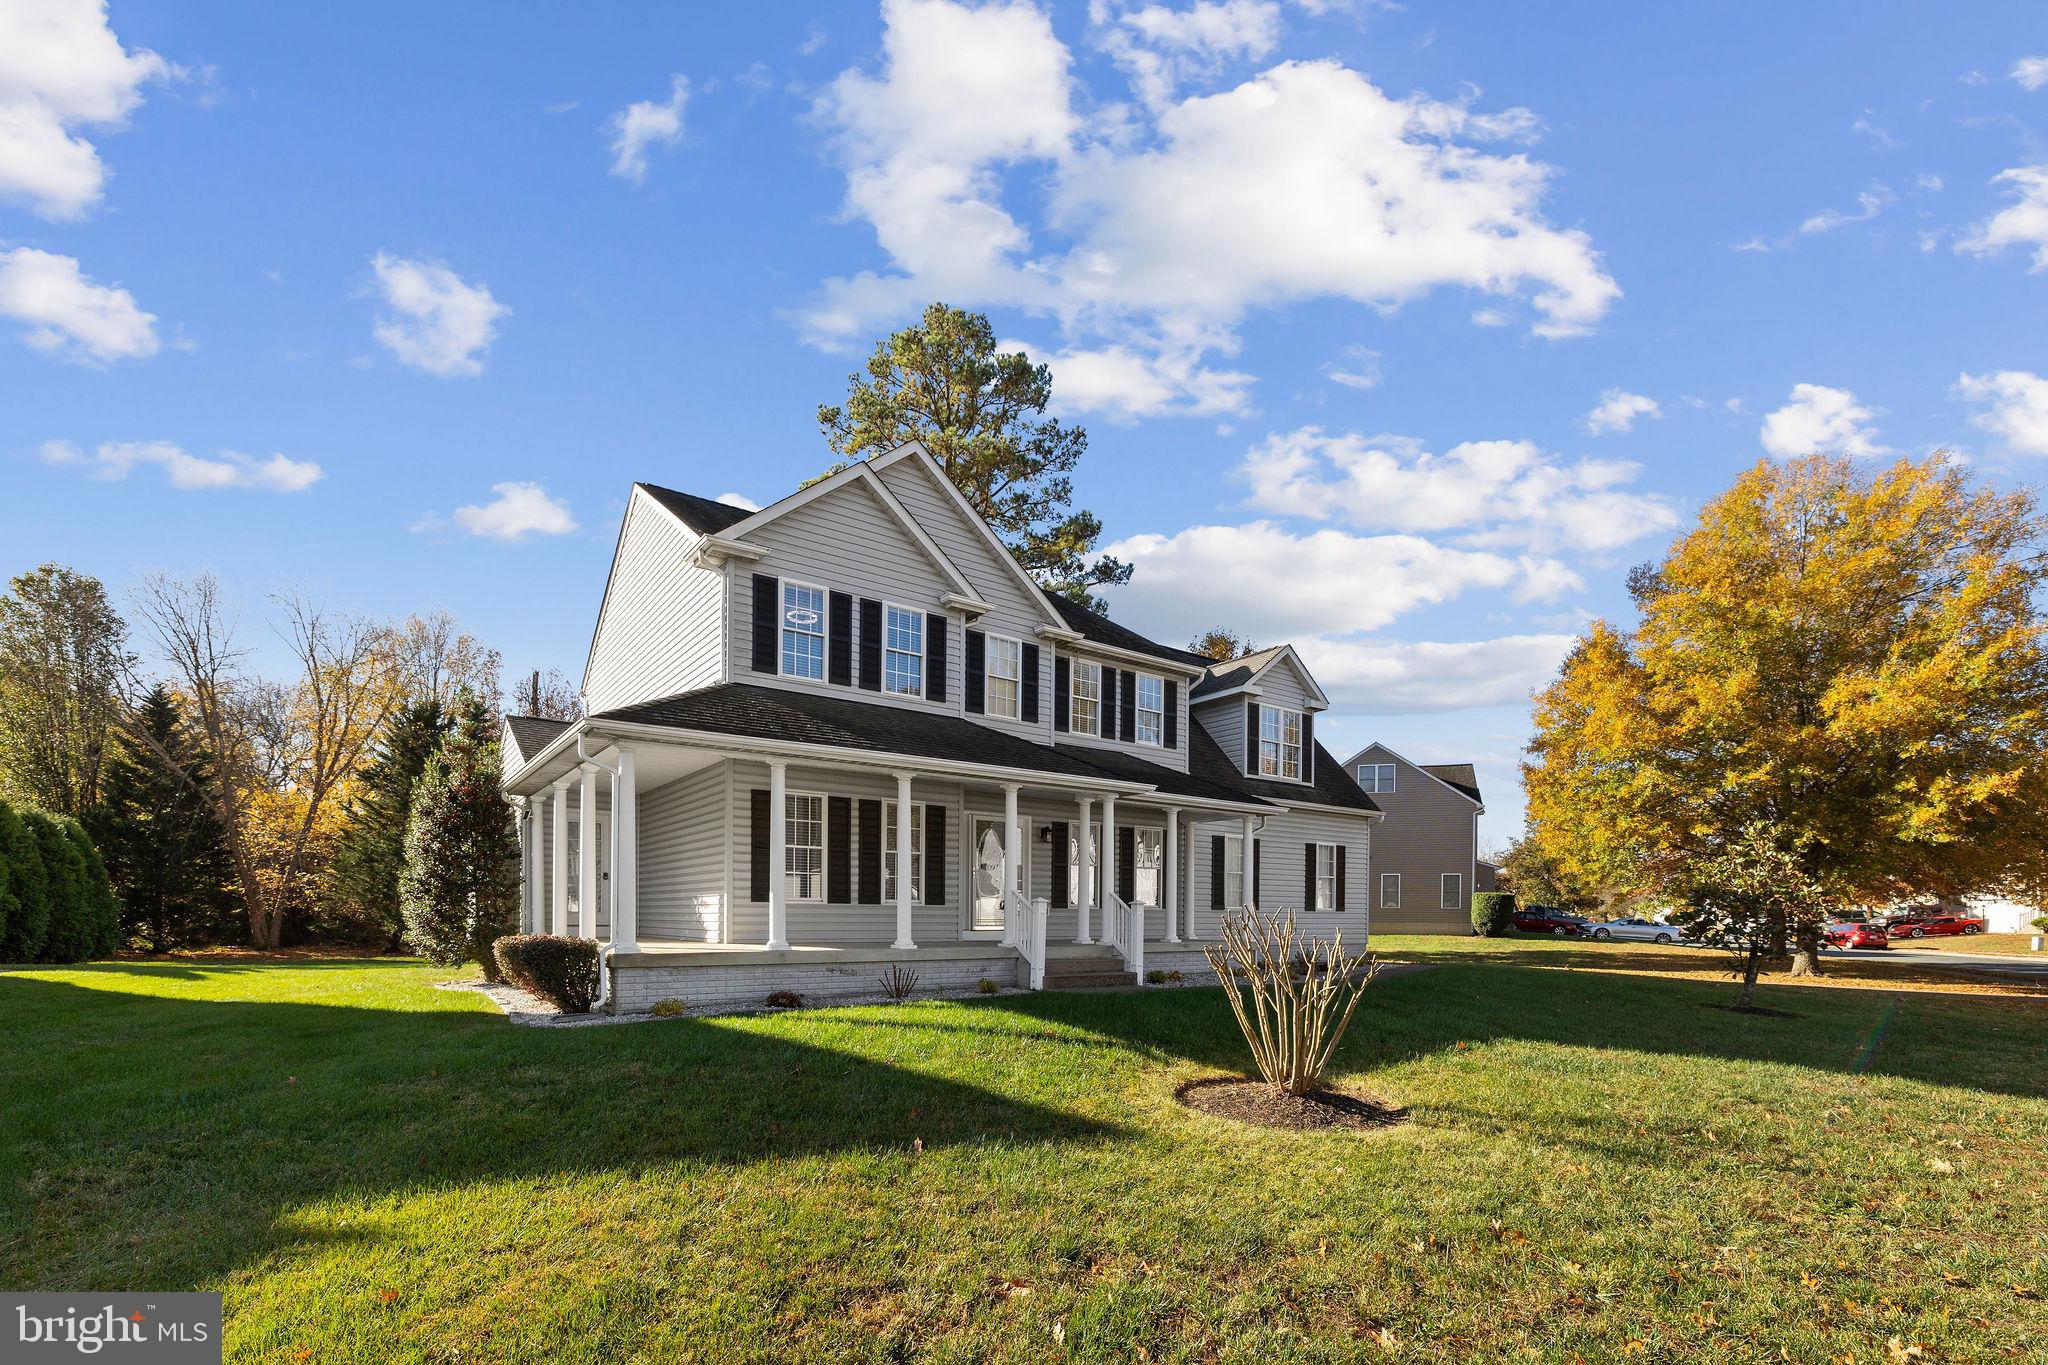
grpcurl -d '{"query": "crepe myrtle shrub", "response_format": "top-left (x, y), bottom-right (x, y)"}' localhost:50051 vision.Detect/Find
top-left (1470, 891), bottom-right (1516, 937)
top-left (878, 964), bottom-right (920, 1001)
top-left (1203, 905), bottom-right (1381, 1098)
top-left (399, 700), bottom-right (520, 979)
top-left (492, 934), bottom-right (601, 1013)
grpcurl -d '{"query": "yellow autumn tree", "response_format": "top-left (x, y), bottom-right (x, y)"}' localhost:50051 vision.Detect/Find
top-left (1524, 454), bottom-right (2048, 970)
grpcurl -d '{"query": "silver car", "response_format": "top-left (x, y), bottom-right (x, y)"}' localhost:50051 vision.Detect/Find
top-left (1587, 916), bottom-right (1682, 944)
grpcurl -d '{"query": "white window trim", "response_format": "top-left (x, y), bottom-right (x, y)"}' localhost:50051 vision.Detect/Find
top-left (785, 789), bottom-right (827, 903)
top-left (1224, 834), bottom-right (1245, 911)
top-left (882, 799), bottom-right (925, 903)
top-left (1358, 762), bottom-right (1396, 794)
top-left (1259, 706), bottom-right (1305, 781)
top-left (1441, 872), bottom-right (1462, 911)
top-left (986, 632), bottom-right (1022, 720)
top-left (1314, 842), bottom-right (1337, 912)
top-left (779, 579), bottom-right (828, 682)
top-left (1070, 659), bottom-right (1101, 738)
top-left (881, 601), bottom-right (925, 698)
top-left (1380, 871), bottom-right (1400, 909)
top-left (1134, 672), bottom-right (1165, 748)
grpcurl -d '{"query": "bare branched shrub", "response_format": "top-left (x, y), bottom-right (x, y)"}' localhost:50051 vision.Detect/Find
top-left (878, 964), bottom-right (920, 1001)
top-left (1203, 906), bottom-right (1380, 1097)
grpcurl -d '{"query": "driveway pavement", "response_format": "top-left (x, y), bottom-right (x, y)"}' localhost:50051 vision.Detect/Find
top-left (1828, 946), bottom-right (2048, 981)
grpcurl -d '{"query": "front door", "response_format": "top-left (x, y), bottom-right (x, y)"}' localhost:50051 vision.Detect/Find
top-left (969, 816), bottom-right (1008, 932)
top-left (1132, 827), bottom-right (1163, 908)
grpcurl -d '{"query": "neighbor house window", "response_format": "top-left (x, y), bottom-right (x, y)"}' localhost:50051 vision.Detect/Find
top-left (780, 582), bottom-right (826, 680)
top-left (1441, 872), bottom-right (1462, 910)
top-left (1224, 835), bottom-right (1245, 910)
top-left (786, 792), bottom-right (825, 901)
top-left (1380, 872), bottom-right (1400, 909)
top-left (1358, 763), bottom-right (1396, 794)
top-left (1260, 707), bottom-right (1303, 779)
top-left (1315, 843), bottom-right (1337, 912)
top-left (883, 605), bottom-right (923, 697)
top-left (882, 801), bottom-right (924, 902)
top-left (987, 635), bottom-right (1021, 719)
top-left (1070, 660), bottom-right (1101, 736)
top-left (1135, 674), bottom-right (1164, 746)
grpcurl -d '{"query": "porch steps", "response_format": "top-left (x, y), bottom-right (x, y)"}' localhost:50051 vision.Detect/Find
top-left (1039, 944), bottom-right (1136, 991)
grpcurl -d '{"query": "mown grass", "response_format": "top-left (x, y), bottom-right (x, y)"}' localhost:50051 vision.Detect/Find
top-left (2, 952), bottom-right (2044, 1362)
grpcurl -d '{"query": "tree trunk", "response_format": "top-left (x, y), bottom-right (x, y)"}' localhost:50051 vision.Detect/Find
top-left (1736, 942), bottom-right (1762, 1011)
top-left (1786, 925), bottom-right (1824, 977)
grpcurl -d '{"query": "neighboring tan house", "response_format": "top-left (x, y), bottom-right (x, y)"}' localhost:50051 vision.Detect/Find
top-left (500, 442), bottom-right (1382, 1011)
top-left (1335, 743), bottom-right (1484, 935)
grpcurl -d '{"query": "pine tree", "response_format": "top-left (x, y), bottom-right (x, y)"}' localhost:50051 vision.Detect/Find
top-left (400, 697), bottom-right (521, 978)
top-left (25, 808), bottom-right (91, 963)
top-left (328, 698), bottom-right (448, 950)
top-left (90, 685), bottom-right (238, 952)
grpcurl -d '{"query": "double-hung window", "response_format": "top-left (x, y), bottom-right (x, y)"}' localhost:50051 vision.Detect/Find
top-left (1441, 872), bottom-right (1462, 910)
top-left (780, 583), bottom-right (825, 680)
top-left (883, 605), bottom-right (923, 696)
top-left (1357, 762), bottom-right (1396, 794)
top-left (1380, 872), bottom-right (1400, 909)
top-left (1223, 835), bottom-right (1245, 910)
top-left (882, 801), bottom-right (924, 902)
top-left (1314, 843), bottom-right (1337, 911)
top-left (1259, 707), bottom-right (1303, 779)
top-left (1135, 674), bottom-right (1164, 746)
top-left (1070, 660), bottom-right (1101, 736)
top-left (987, 635), bottom-right (1021, 719)
top-left (786, 793), bottom-right (825, 902)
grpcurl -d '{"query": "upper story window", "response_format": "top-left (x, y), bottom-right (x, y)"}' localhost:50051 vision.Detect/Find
top-left (1259, 706), bottom-right (1303, 780)
top-left (1135, 674), bottom-right (1164, 746)
top-left (1358, 762), bottom-right (1396, 794)
top-left (780, 583), bottom-right (825, 680)
top-left (987, 635), bottom-right (1022, 719)
top-left (883, 605), bottom-right (923, 696)
top-left (1070, 660), bottom-right (1101, 736)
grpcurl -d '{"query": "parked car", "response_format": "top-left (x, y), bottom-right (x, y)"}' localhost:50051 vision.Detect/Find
top-left (1512, 908), bottom-right (1584, 936)
top-left (1588, 916), bottom-right (1681, 944)
top-left (1886, 914), bottom-right (1986, 940)
top-left (1824, 921), bottom-right (1891, 951)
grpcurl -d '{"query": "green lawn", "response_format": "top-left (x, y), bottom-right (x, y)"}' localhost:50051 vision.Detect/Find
top-left (2, 954), bottom-right (2044, 1362)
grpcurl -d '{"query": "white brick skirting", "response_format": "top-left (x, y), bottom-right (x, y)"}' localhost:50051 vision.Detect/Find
top-left (608, 950), bottom-right (1026, 1013)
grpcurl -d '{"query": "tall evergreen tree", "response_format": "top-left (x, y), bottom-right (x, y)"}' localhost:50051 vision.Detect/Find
top-left (400, 696), bottom-right (521, 978)
top-left (62, 819), bottom-right (121, 959)
top-left (0, 800), bottom-right (54, 962)
top-left (90, 685), bottom-right (237, 952)
top-left (328, 698), bottom-right (448, 949)
top-left (0, 565), bottom-right (134, 817)
top-left (25, 808), bottom-right (91, 963)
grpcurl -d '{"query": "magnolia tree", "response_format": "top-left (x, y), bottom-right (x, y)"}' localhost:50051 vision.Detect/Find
top-left (1204, 906), bottom-right (1380, 1097)
top-left (400, 699), bottom-right (520, 978)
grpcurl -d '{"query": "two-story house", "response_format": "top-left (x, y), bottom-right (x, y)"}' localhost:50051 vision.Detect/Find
top-left (499, 442), bottom-right (1382, 1011)
top-left (1337, 742), bottom-right (1485, 934)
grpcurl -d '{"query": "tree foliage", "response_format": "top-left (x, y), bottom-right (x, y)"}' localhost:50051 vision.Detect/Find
top-left (1188, 628), bottom-right (1258, 661)
top-left (0, 565), bottom-right (133, 817)
top-left (401, 698), bottom-right (521, 978)
top-left (1526, 454), bottom-right (2048, 927)
top-left (0, 799), bottom-right (48, 962)
top-left (1497, 836), bottom-right (1603, 916)
top-left (817, 303), bottom-right (1131, 605)
top-left (329, 699), bottom-right (450, 948)
top-left (1671, 822), bottom-right (1829, 1010)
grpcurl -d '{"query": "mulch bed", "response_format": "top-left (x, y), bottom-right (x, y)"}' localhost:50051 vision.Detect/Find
top-left (1176, 1076), bottom-right (1408, 1132)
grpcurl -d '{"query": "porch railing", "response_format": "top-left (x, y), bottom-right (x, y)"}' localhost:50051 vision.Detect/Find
top-left (1001, 889), bottom-right (1048, 990)
top-left (1103, 893), bottom-right (1145, 982)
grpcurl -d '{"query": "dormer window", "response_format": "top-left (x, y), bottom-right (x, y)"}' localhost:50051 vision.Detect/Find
top-left (781, 582), bottom-right (826, 680)
top-left (1135, 673), bottom-right (1164, 746)
top-left (1259, 706), bottom-right (1303, 780)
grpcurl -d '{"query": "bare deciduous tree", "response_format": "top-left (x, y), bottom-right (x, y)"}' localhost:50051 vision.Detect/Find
top-left (514, 666), bottom-right (582, 721)
top-left (393, 608), bottom-right (502, 713)
top-left (1204, 906), bottom-right (1380, 1097)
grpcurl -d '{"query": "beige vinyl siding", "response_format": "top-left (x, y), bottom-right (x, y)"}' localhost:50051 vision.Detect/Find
top-left (583, 488), bottom-right (725, 714)
top-left (1351, 743), bottom-right (1477, 933)
top-left (639, 764), bottom-right (726, 941)
top-left (1184, 808), bottom-right (1372, 943)
top-left (1052, 649), bottom-right (1193, 774)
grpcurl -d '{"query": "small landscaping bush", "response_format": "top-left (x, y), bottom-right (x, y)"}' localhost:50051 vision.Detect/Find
top-left (878, 964), bottom-right (920, 1001)
top-left (1203, 906), bottom-right (1379, 1097)
top-left (493, 934), bottom-right (601, 1013)
top-left (649, 998), bottom-right (686, 1017)
top-left (1145, 968), bottom-right (1168, 984)
top-left (765, 989), bottom-right (803, 1009)
top-left (976, 977), bottom-right (1000, 994)
top-left (1470, 891), bottom-right (1516, 937)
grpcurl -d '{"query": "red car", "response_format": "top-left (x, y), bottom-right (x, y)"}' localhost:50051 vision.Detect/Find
top-left (1512, 910), bottom-right (1584, 936)
top-left (1886, 914), bottom-right (1986, 940)
top-left (1824, 922), bottom-right (1890, 951)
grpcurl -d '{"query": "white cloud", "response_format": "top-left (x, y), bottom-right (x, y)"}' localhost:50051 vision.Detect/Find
top-left (1798, 184), bottom-right (1893, 235)
top-left (715, 491), bottom-right (761, 511)
top-left (0, 246), bottom-right (158, 361)
top-left (1759, 383), bottom-right (1889, 459)
top-left (369, 254), bottom-right (507, 377)
top-left (1298, 633), bottom-right (1575, 712)
top-left (607, 75), bottom-right (688, 183)
top-left (1092, 0), bottom-right (1284, 111)
top-left (1583, 388), bottom-right (1659, 435)
top-left (39, 439), bottom-right (321, 492)
top-left (0, 0), bottom-right (169, 218)
top-left (1005, 332), bottom-right (1255, 419)
top-left (1239, 426), bottom-right (1677, 553)
top-left (1321, 343), bottom-right (1380, 391)
top-left (1851, 112), bottom-right (1899, 150)
top-left (1956, 166), bottom-right (2048, 272)
top-left (427, 482), bottom-right (578, 541)
top-left (2013, 57), bottom-right (2048, 91)
top-left (1954, 370), bottom-right (2048, 457)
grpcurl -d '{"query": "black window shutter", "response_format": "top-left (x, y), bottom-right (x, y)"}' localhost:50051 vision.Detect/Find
top-left (827, 797), bottom-right (852, 903)
top-left (1053, 656), bottom-right (1070, 731)
top-left (749, 788), bottom-right (770, 901)
top-left (1117, 826), bottom-right (1136, 904)
top-left (858, 598), bottom-right (882, 691)
top-left (1336, 845), bottom-right (1347, 911)
top-left (964, 630), bottom-right (986, 713)
top-left (1050, 821), bottom-right (1069, 909)
top-left (923, 805), bottom-right (946, 905)
top-left (1210, 836), bottom-right (1224, 911)
top-left (1118, 670), bottom-right (1137, 743)
top-left (827, 591), bottom-right (853, 686)
top-left (1305, 843), bottom-right (1316, 912)
top-left (1164, 680), bottom-right (1179, 749)
top-left (1302, 711), bottom-right (1315, 781)
top-left (750, 575), bottom-right (779, 674)
top-left (1253, 838), bottom-right (1263, 905)
top-left (1245, 701), bottom-right (1260, 773)
top-left (1021, 643), bottom-right (1041, 723)
top-left (857, 799), bottom-right (882, 903)
top-left (1101, 666), bottom-right (1118, 738)
top-left (925, 613), bottom-right (948, 702)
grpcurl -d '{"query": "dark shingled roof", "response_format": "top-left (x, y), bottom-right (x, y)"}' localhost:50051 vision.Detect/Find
top-left (636, 482), bottom-right (754, 535)
top-left (1050, 597), bottom-right (1210, 670)
top-left (1052, 741), bottom-right (1271, 808)
top-left (1188, 727), bottom-right (1380, 814)
top-left (1187, 645), bottom-right (1288, 699)
top-left (1421, 763), bottom-right (1483, 804)
top-left (505, 714), bottom-right (571, 758)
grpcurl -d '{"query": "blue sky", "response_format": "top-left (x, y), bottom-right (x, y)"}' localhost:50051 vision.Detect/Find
top-left (5, 0), bottom-right (2046, 846)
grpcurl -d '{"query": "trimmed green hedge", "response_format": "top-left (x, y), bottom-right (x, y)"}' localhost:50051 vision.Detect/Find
top-left (1470, 891), bottom-right (1517, 938)
top-left (493, 934), bottom-right (601, 1013)
top-left (0, 798), bottom-right (120, 964)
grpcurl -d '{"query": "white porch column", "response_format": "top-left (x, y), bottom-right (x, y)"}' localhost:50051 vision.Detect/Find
top-left (1073, 795), bottom-right (1094, 944)
top-left (1164, 807), bottom-right (1181, 943)
top-left (521, 798), bottom-right (540, 933)
top-left (549, 778), bottom-right (570, 936)
top-left (766, 759), bottom-right (789, 949)
top-left (1240, 813), bottom-right (1258, 912)
top-left (1101, 794), bottom-right (1118, 914)
top-left (611, 746), bottom-right (638, 952)
top-left (892, 770), bottom-right (916, 950)
top-left (1002, 783), bottom-right (1021, 904)
top-left (578, 763), bottom-right (599, 940)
